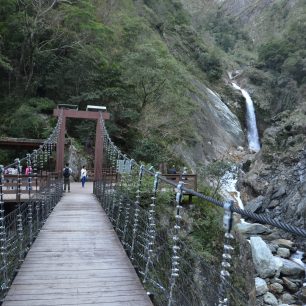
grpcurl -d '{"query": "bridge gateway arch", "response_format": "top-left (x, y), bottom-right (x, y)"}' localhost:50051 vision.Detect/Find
top-left (53, 105), bottom-right (110, 180)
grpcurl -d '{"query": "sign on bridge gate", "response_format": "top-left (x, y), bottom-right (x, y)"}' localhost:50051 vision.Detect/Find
top-left (116, 160), bottom-right (132, 174)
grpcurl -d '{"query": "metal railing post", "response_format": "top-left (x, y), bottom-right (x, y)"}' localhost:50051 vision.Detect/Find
top-left (33, 149), bottom-right (38, 198)
top-left (41, 191), bottom-right (46, 225)
top-left (122, 159), bottom-right (134, 248)
top-left (218, 200), bottom-right (234, 306)
top-left (115, 155), bottom-right (127, 234)
top-left (131, 165), bottom-right (144, 261)
top-left (14, 158), bottom-right (24, 263)
top-left (44, 147), bottom-right (48, 175)
top-left (168, 181), bottom-right (184, 306)
top-left (110, 150), bottom-right (120, 224)
top-left (143, 172), bottom-right (159, 283)
top-left (27, 154), bottom-right (33, 244)
top-left (0, 165), bottom-right (8, 289)
top-left (17, 207), bottom-right (24, 264)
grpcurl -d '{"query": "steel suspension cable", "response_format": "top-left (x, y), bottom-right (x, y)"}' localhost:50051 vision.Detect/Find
top-left (97, 113), bottom-right (306, 306)
top-left (104, 121), bottom-right (306, 239)
top-left (99, 114), bottom-right (306, 239)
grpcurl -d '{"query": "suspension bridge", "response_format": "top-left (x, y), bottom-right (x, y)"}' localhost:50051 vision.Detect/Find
top-left (0, 107), bottom-right (305, 306)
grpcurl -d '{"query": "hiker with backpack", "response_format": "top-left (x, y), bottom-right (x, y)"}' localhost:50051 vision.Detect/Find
top-left (63, 163), bottom-right (72, 192)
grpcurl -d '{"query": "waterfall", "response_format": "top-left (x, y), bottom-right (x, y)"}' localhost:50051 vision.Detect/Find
top-left (221, 168), bottom-right (244, 209)
top-left (232, 83), bottom-right (261, 152)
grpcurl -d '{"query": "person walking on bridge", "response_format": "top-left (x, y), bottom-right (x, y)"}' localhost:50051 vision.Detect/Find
top-left (63, 163), bottom-right (72, 192)
top-left (80, 166), bottom-right (87, 188)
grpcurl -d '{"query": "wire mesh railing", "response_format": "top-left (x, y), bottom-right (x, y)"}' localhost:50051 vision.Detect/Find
top-left (0, 110), bottom-right (64, 300)
top-left (93, 113), bottom-right (306, 306)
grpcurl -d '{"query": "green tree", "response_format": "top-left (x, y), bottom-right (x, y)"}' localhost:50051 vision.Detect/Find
top-left (285, 13), bottom-right (306, 50)
top-left (258, 39), bottom-right (291, 71)
top-left (200, 160), bottom-right (232, 197)
top-left (204, 9), bottom-right (249, 52)
top-left (282, 51), bottom-right (306, 85)
top-left (131, 137), bottom-right (168, 166)
top-left (121, 42), bottom-right (172, 110)
top-left (3, 98), bottom-right (55, 138)
top-left (196, 50), bottom-right (222, 81)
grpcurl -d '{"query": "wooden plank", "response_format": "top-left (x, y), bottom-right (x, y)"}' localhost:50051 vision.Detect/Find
top-left (3, 182), bottom-right (152, 306)
top-left (6, 289), bottom-right (148, 298)
top-left (3, 297), bottom-right (152, 306)
top-left (4, 294), bottom-right (153, 305)
top-left (5, 291), bottom-right (150, 300)
top-left (8, 282), bottom-right (142, 293)
top-left (11, 275), bottom-right (138, 285)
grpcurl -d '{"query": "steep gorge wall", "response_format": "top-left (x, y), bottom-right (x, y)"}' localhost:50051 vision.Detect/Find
top-left (133, 0), bottom-right (246, 168)
top-left (181, 0), bottom-right (306, 266)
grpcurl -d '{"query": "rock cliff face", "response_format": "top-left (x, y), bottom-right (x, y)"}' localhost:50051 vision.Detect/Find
top-left (181, 0), bottom-right (306, 241)
top-left (177, 1), bottom-right (306, 304)
top-left (181, 0), bottom-right (300, 43)
top-left (240, 109), bottom-right (306, 244)
top-left (173, 80), bottom-right (244, 169)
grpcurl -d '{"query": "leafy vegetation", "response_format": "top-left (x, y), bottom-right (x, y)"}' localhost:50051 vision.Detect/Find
top-left (0, 0), bottom-right (202, 164)
top-left (188, 198), bottom-right (224, 261)
top-left (199, 160), bottom-right (233, 197)
top-left (5, 1), bottom-right (306, 303)
top-left (258, 39), bottom-right (291, 72)
top-left (203, 9), bottom-right (250, 52)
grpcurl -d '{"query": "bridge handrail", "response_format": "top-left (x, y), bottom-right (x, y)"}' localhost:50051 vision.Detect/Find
top-left (96, 144), bottom-right (302, 238)
top-left (133, 162), bottom-right (306, 238)
top-left (0, 111), bottom-right (64, 299)
top-left (95, 112), bottom-right (306, 306)
top-left (101, 117), bottom-right (306, 238)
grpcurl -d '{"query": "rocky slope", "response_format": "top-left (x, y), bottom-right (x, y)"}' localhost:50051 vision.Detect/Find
top-left (178, 1), bottom-right (306, 305)
top-left (172, 81), bottom-right (244, 169)
top-left (181, 0), bottom-right (306, 243)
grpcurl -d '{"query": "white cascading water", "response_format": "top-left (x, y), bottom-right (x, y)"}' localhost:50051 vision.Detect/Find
top-left (221, 167), bottom-right (244, 210)
top-left (220, 166), bottom-right (246, 223)
top-left (221, 78), bottom-right (304, 302)
top-left (232, 83), bottom-right (261, 152)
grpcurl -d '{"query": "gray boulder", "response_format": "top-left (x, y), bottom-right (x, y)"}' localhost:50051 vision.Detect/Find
top-left (271, 239), bottom-right (294, 250)
top-left (298, 180), bottom-right (306, 196)
top-left (245, 195), bottom-right (264, 213)
top-left (299, 286), bottom-right (306, 303)
top-left (250, 236), bottom-right (278, 278)
top-left (271, 186), bottom-right (286, 199)
top-left (280, 293), bottom-right (296, 304)
top-left (268, 243), bottom-right (278, 254)
top-left (268, 199), bottom-right (279, 208)
top-left (255, 277), bottom-right (268, 296)
top-left (236, 222), bottom-right (271, 236)
top-left (263, 292), bottom-right (278, 306)
top-left (282, 277), bottom-right (299, 293)
top-left (269, 282), bottom-right (283, 294)
top-left (280, 258), bottom-right (305, 278)
top-left (273, 256), bottom-right (284, 278)
top-left (277, 247), bottom-right (290, 259)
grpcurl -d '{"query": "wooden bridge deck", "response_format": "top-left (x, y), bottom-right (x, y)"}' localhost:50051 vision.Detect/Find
top-left (3, 182), bottom-right (152, 306)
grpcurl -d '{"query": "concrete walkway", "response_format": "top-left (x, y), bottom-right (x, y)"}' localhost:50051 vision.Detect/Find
top-left (3, 182), bottom-right (152, 306)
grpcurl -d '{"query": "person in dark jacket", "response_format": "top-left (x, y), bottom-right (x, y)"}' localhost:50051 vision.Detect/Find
top-left (168, 165), bottom-right (177, 174)
top-left (63, 163), bottom-right (72, 192)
